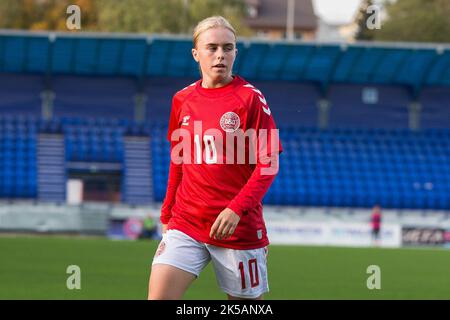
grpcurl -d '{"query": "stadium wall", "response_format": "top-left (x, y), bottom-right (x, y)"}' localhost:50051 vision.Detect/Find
top-left (1, 202), bottom-right (449, 248)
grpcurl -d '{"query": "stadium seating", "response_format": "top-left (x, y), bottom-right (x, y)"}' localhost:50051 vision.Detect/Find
top-left (0, 115), bottom-right (448, 210)
top-left (151, 123), bottom-right (171, 201)
top-left (144, 76), bottom-right (197, 124)
top-left (0, 116), bottom-right (37, 198)
top-left (62, 118), bottom-right (126, 163)
top-left (252, 80), bottom-right (319, 125)
top-left (150, 125), bottom-right (450, 210)
top-left (328, 84), bottom-right (410, 128)
top-left (264, 126), bottom-right (450, 209)
top-left (52, 76), bottom-right (137, 119)
top-left (0, 74), bottom-right (43, 116)
top-left (0, 33), bottom-right (449, 210)
top-left (420, 87), bottom-right (450, 128)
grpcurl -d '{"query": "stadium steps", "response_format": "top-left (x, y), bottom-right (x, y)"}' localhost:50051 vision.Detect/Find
top-left (37, 134), bottom-right (66, 202)
top-left (122, 136), bottom-right (153, 205)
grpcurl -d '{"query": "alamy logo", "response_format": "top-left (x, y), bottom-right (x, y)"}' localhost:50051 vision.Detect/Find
top-left (366, 265), bottom-right (381, 290)
top-left (66, 265), bottom-right (81, 290)
top-left (170, 122), bottom-right (280, 175)
top-left (66, 5), bottom-right (81, 30)
top-left (366, 4), bottom-right (381, 30)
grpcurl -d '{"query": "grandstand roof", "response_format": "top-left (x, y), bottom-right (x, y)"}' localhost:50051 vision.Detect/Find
top-left (0, 30), bottom-right (449, 96)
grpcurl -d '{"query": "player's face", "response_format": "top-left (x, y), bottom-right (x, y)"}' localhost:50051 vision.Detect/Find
top-left (192, 27), bottom-right (237, 87)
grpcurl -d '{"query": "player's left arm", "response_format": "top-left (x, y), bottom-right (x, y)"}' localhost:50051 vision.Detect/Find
top-left (210, 90), bottom-right (282, 240)
top-left (210, 160), bottom-right (278, 240)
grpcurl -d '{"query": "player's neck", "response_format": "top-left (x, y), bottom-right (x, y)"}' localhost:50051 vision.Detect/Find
top-left (201, 75), bottom-right (234, 89)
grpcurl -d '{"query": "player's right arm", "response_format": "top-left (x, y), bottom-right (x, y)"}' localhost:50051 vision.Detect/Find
top-left (160, 162), bottom-right (182, 226)
top-left (160, 94), bottom-right (184, 227)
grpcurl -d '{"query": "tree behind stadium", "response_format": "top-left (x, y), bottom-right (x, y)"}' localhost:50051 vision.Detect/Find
top-left (375, 0), bottom-right (450, 43)
top-left (354, 0), bottom-right (377, 41)
top-left (0, 0), bottom-right (253, 36)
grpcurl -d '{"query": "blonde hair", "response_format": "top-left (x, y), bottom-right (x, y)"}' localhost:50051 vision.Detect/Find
top-left (193, 16), bottom-right (236, 48)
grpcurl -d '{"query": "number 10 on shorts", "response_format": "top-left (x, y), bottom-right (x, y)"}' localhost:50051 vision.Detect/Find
top-left (238, 258), bottom-right (259, 289)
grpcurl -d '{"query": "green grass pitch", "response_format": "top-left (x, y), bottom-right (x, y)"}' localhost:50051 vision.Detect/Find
top-left (0, 235), bottom-right (449, 299)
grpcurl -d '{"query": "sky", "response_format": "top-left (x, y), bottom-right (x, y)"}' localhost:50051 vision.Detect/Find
top-left (312, 0), bottom-right (363, 24)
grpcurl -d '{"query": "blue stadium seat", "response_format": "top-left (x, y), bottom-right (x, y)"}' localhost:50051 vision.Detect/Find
top-left (252, 126), bottom-right (450, 209)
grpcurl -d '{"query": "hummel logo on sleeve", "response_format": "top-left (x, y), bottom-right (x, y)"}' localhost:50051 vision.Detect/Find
top-left (243, 84), bottom-right (271, 116)
top-left (181, 115), bottom-right (190, 126)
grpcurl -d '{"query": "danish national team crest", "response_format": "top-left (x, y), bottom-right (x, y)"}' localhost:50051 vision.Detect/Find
top-left (220, 112), bottom-right (240, 133)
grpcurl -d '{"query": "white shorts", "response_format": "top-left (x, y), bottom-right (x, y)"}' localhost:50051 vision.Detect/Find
top-left (152, 229), bottom-right (269, 299)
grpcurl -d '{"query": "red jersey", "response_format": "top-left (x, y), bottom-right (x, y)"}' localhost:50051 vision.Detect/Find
top-left (371, 211), bottom-right (382, 229)
top-left (160, 75), bottom-right (282, 249)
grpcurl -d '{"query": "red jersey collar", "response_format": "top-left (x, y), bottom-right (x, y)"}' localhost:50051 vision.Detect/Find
top-left (195, 75), bottom-right (243, 98)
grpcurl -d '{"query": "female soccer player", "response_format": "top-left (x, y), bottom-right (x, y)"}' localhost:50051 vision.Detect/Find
top-left (148, 16), bottom-right (282, 300)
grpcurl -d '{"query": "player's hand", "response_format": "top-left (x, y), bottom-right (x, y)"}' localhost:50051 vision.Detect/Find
top-left (209, 208), bottom-right (240, 240)
top-left (161, 224), bottom-right (168, 234)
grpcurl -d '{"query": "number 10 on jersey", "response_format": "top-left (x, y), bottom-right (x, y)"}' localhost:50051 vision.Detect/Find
top-left (194, 134), bottom-right (218, 164)
top-left (239, 258), bottom-right (259, 289)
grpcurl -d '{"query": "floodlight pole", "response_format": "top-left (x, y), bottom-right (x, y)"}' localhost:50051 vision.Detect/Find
top-left (409, 101), bottom-right (421, 131)
top-left (286, 0), bottom-right (295, 41)
top-left (41, 90), bottom-right (55, 121)
top-left (318, 98), bottom-right (330, 130)
top-left (183, 0), bottom-right (189, 34)
top-left (134, 93), bottom-right (147, 123)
